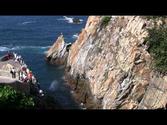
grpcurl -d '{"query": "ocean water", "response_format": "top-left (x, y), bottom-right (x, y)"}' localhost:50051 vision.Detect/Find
top-left (0, 16), bottom-right (88, 108)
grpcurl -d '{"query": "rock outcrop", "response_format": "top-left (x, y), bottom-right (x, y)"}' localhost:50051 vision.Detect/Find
top-left (46, 35), bottom-right (71, 65)
top-left (64, 16), bottom-right (167, 109)
top-left (0, 53), bottom-right (41, 95)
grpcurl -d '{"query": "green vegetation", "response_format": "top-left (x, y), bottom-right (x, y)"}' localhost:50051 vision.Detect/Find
top-left (0, 85), bottom-right (62, 109)
top-left (101, 16), bottom-right (111, 27)
top-left (145, 24), bottom-right (167, 73)
top-left (0, 85), bottom-right (35, 109)
top-left (143, 16), bottom-right (167, 24)
top-left (144, 16), bottom-right (163, 20)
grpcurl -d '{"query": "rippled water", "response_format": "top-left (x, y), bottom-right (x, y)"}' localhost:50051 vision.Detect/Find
top-left (0, 16), bottom-right (87, 108)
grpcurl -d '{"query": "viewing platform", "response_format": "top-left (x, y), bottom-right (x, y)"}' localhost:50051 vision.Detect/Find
top-left (0, 52), bottom-right (44, 96)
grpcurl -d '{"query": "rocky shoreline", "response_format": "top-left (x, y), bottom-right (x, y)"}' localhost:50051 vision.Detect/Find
top-left (45, 17), bottom-right (103, 109)
top-left (45, 34), bottom-right (102, 109)
top-left (46, 16), bottom-right (167, 109)
top-left (64, 68), bottom-right (102, 109)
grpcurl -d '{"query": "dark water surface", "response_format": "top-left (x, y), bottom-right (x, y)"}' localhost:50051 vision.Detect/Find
top-left (0, 16), bottom-right (87, 108)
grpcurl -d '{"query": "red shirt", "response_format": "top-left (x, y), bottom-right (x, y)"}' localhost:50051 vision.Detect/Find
top-left (28, 72), bottom-right (33, 79)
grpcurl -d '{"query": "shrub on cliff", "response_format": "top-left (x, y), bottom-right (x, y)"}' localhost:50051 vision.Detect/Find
top-left (145, 24), bottom-right (167, 73)
top-left (101, 16), bottom-right (111, 27)
top-left (0, 85), bottom-right (35, 109)
top-left (144, 16), bottom-right (166, 20)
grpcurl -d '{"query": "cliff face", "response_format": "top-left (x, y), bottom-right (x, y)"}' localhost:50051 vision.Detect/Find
top-left (46, 35), bottom-right (71, 65)
top-left (65, 16), bottom-right (167, 109)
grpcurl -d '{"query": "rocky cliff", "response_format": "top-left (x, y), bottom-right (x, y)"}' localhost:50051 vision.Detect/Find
top-left (46, 35), bottom-right (71, 65)
top-left (64, 16), bottom-right (167, 109)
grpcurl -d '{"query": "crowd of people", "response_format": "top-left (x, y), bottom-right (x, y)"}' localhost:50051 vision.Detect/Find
top-left (6, 51), bottom-right (44, 97)
top-left (8, 52), bottom-right (34, 83)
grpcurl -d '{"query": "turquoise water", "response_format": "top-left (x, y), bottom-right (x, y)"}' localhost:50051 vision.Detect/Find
top-left (0, 16), bottom-right (87, 108)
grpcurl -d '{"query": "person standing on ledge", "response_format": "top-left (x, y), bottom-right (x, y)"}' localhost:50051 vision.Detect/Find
top-left (10, 67), bottom-right (16, 78)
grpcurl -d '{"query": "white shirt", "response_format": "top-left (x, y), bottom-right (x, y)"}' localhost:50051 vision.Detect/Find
top-left (11, 68), bottom-right (15, 73)
top-left (23, 73), bottom-right (26, 79)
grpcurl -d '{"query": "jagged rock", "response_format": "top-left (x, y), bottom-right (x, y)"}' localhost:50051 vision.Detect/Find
top-left (73, 18), bottom-right (81, 24)
top-left (46, 35), bottom-right (71, 65)
top-left (65, 16), bottom-right (167, 109)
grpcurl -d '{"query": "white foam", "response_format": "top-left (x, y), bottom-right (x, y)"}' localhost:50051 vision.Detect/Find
top-left (63, 16), bottom-right (73, 23)
top-left (49, 80), bottom-right (59, 91)
top-left (58, 16), bottom-right (83, 24)
top-left (38, 46), bottom-right (51, 49)
top-left (0, 45), bottom-right (51, 52)
top-left (72, 17), bottom-right (83, 22)
top-left (0, 47), bottom-right (10, 52)
top-left (20, 21), bottom-right (36, 25)
top-left (72, 33), bottom-right (79, 39)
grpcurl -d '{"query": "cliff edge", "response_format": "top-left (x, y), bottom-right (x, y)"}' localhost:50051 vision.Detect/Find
top-left (65, 16), bottom-right (167, 109)
top-left (46, 16), bottom-right (167, 109)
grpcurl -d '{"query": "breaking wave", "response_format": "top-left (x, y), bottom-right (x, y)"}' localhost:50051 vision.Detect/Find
top-left (63, 16), bottom-right (73, 23)
top-left (0, 45), bottom-right (50, 52)
top-left (0, 47), bottom-right (10, 52)
top-left (58, 16), bottom-right (83, 24)
top-left (49, 80), bottom-right (59, 91)
top-left (19, 21), bottom-right (36, 25)
top-left (72, 33), bottom-right (79, 39)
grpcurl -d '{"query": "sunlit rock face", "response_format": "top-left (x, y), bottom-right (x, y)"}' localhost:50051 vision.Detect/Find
top-left (46, 35), bottom-right (71, 65)
top-left (65, 16), bottom-right (167, 109)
